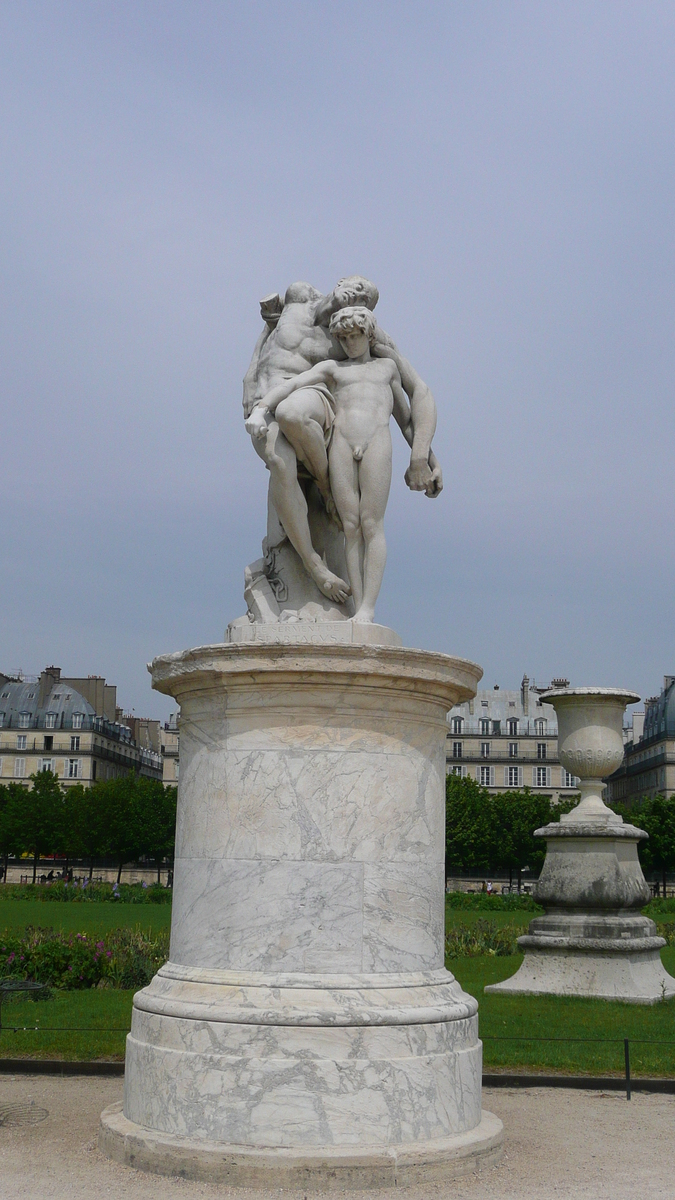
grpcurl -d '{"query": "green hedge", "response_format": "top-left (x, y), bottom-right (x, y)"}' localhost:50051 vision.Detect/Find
top-left (446, 891), bottom-right (542, 911)
top-left (0, 881), bottom-right (171, 904)
top-left (0, 925), bottom-right (169, 989)
top-left (644, 897), bottom-right (675, 915)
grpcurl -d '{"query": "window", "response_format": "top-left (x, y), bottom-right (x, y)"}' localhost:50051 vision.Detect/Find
top-left (18, 712), bottom-right (30, 729)
top-left (53, 693), bottom-right (61, 700)
top-left (534, 766), bottom-right (550, 787)
top-left (506, 765), bottom-right (522, 787)
top-left (478, 764), bottom-right (495, 786)
top-left (92, 760), bottom-right (97, 781)
top-left (15, 758), bottom-right (26, 778)
top-left (507, 718), bottom-right (518, 736)
top-left (451, 716), bottom-right (463, 734)
top-left (16, 735), bottom-right (27, 750)
top-left (537, 743), bottom-right (547, 760)
top-left (71, 713), bottom-right (84, 730)
top-left (480, 742), bottom-right (490, 758)
top-left (534, 719), bottom-right (547, 736)
top-left (562, 770), bottom-right (578, 788)
top-left (452, 742), bottom-right (462, 759)
top-left (480, 718), bottom-right (490, 735)
top-left (40, 759), bottom-right (54, 773)
top-left (492, 720), bottom-right (501, 736)
top-left (174, 761), bottom-right (179, 779)
top-left (0, 713), bottom-right (4, 728)
top-left (70, 736), bottom-right (80, 752)
top-left (44, 736), bottom-right (53, 751)
top-left (44, 712), bottom-right (57, 729)
top-left (509, 742), bottom-right (518, 758)
top-left (451, 764), bottom-right (466, 777)
top-left (0, 758), bottom-right (3, 776)
top-left (67, 759), bottom-right (81, 779)
top-left (1, 691), bottom-right (8, 698)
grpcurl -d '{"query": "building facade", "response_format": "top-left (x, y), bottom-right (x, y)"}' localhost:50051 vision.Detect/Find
top-left (0, 666), bottom-right (162, 787)
top-left (160, 714), bottom-right (179, 787)
top-left (446, 674), bottom-right (580, 803)
top-left (606, 676), bottom-right (674, 804)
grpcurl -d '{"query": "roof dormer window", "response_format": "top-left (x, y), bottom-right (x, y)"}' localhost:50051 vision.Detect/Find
top-left (72, 712), bottom-right (84, 730)
top-left (18, 712), bottom-right (31, 729)
top-left (45, 712), bottom-right (57, 729)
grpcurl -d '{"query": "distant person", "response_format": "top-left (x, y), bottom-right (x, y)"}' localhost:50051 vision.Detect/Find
top-left (486, 880), bottom-right (493, 895)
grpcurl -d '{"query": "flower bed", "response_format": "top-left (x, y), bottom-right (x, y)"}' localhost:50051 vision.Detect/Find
top-left (0, 925), bottom-right (170, 989)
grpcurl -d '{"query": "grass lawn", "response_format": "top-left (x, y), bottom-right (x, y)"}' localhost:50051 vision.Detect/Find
top-left (0, 900), bottom-right (171, 936)
top-left (0, 896), bottom-right (673, 1072)
top-left (449, 946), bottom-right (675, 1077)
top-left (0, 988), bottom-right (133, 1060)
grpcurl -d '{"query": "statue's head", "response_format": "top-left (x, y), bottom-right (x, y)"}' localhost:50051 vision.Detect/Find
top-left (284, 281), bottom-right (323, 305)
top-left (329, 305), bottom-right (377, 358)
top-left (332, 276), bottom-right (379, 312)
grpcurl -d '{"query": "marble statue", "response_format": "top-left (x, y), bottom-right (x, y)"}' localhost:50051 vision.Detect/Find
top-left (240, 276), bottom-right (442, 625)
top-left (100, 277), bottom-right (502, 1187)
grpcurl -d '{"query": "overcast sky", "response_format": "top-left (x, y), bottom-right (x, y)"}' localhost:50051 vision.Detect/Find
top-left (1, 1), bottom-right (673, 718)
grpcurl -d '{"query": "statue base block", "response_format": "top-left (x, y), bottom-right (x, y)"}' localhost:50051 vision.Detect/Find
top-left (99, 634), bottom-right (502, 1186)
top-left (100, 1103), bottom-right (503, 1190)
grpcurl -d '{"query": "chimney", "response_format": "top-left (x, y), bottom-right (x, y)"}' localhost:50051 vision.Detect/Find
top-left (39, 665), bottom-right (61, 707)
top-left (521, 674), bottom-right (530, 717)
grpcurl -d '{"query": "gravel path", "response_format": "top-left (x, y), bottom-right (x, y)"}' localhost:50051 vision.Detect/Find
top-left (0, 1074), bottom-right (673, 1199)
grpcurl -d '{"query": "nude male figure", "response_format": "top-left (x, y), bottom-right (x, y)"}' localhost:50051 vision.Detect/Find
top-left (247, 307), bottom-right (408, 624)
top-left (242, 277), bottom-right (442, 604)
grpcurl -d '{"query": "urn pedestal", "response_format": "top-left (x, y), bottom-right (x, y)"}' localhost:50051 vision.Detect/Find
top-left (100, 634), bottom-right (503, 1188)
top-left (487, 688), bottom-right (675, 1004)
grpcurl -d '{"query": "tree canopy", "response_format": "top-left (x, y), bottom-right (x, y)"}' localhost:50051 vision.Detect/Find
top-left (0, 772), bottom-right (177, 881)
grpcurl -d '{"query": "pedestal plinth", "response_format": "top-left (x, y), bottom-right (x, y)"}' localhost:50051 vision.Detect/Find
top-left (100, 636), bottom-right (502, 1188)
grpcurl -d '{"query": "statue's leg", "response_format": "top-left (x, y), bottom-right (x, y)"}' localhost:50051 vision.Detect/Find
top-left (275, 390), bottom-right (338, 519)
top-left (327, 430), bottom-right (364, 612)
top-left (350, 428), bottom-right (392, 624)
top-left (260, 423), bottom-right (350, 604)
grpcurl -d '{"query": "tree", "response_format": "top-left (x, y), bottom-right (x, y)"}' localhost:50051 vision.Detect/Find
top-left (625, 794), bottom-right (675, 895)
top-left (0, 784), bottom-right (16, 881)
top-left (7, 772), bottom-right (63, 882)
top-left (490, 789), bottom-right (552, 891)
top-left (446, 776), bottom-right (579, 889)
top-left (445, 775), bottom-right (494, 876)
top-left (135, 780), bottom-right (177, 882)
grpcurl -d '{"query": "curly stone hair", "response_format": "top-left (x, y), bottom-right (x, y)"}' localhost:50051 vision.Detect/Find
top-left (329, 305), bottom-right (378, 345)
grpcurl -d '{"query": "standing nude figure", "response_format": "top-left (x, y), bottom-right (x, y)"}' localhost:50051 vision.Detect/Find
top-left (242, 278), bottom-right (442, 608)
top-left (247, 307), bottom-right (411, 623)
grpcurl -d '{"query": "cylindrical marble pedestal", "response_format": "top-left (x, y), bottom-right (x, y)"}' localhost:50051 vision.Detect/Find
top-left (100, 637), bottom-right (503, 1188)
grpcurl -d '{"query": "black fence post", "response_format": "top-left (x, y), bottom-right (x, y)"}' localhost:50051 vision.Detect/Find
top-left (624, 1038), bottom-right (631, 1101)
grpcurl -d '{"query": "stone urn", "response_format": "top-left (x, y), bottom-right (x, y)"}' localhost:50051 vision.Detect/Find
top-left (486, 687), bottom-right (675, 1003)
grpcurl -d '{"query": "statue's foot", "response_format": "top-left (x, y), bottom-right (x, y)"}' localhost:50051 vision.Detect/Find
top-left (310, 561), bottom-right (351, 604)
top-left (352, 608), bottom-right (375, 624)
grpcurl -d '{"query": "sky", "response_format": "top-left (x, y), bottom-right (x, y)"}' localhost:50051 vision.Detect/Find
top-left (1, 1), bottom-right (674, 719)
